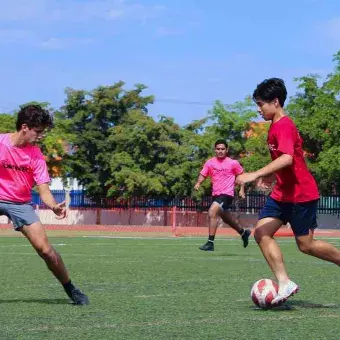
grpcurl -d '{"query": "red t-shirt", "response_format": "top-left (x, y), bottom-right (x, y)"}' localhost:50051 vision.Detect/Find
top-left (267, 116), bottom-right (319, 203)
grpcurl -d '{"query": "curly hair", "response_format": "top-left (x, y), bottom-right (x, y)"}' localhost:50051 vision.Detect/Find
top-left (16, 105), bottom-right (54, 131)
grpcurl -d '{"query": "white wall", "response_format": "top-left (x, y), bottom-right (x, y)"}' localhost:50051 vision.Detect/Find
top-left (49, 178), bottom-right (83, 190)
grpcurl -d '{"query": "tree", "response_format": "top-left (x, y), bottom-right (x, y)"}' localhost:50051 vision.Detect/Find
top-left (241, 122), bottom-right (271, 172)
top-left (287, 50), bottom-right (340, 192)
top-left (0, 113), bottom-right (16, 133)
top-left (206, 97), bottom-right (258, 158)
top-left (60, 82), bottom-right (154, 197)
top-left (106, 111), bottom-right (207, 198)
top-left (41, 110), bottom-right (76, 181)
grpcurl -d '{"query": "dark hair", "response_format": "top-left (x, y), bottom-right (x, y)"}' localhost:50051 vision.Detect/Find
top-left (214, 139), bottom-right (228, 148)
top-left (16, 105), bottom-right (53, 131)
top-left (253, 78), bottom-right (287, 107)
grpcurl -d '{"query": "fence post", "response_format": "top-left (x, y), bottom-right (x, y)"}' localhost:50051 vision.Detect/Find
top-left (172, 206), bottom-right (177, 237)
top-left (95, 208), bottom-right (100, 225)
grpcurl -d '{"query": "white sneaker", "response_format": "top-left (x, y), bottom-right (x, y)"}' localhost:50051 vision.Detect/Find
top-left (271, 280), bottom-right (299, 306)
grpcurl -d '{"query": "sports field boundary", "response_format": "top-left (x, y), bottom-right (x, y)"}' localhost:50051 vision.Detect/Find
top-left (1, 224), bottom-right (340, 238)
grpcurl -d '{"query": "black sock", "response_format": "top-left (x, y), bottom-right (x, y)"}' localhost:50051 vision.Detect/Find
top-left (208, 235), bottom-right (215, 242)
top-left (239, 228), bottom-right (245, 236)
top-left (63, 280), bottom-right (75, 294)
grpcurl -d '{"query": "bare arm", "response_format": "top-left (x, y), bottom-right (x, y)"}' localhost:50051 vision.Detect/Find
top-left (37, 183), bottom-right (67, 219)
top-left (236, 154), bottom-right (293, 185)
top-left (194, 174), bottom-right (206, 191)
top-left (238, 183), bottom-right (246, 199)
top-left (235, 173), bottom-right (246, 199)
top-left (255, 154), bottom-right (293, 178)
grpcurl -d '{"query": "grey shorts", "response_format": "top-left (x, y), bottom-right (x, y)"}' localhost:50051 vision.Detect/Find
top-left (0, 201), bottom-right (40, 230)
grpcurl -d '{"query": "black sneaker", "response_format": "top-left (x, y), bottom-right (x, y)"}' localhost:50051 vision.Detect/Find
top-left (66, 287), bottom-right (89, 305)
top-left (199, 241), bottom-right (214, 251)
top-left (241, 229), bottom-right (251, 248)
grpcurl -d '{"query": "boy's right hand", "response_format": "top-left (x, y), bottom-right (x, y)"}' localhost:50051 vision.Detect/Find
top-left (256, 175), bottom-right (275, 190)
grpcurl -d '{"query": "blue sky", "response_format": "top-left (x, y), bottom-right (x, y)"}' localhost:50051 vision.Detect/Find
top-left (1, 0), bottom-right (340, 126)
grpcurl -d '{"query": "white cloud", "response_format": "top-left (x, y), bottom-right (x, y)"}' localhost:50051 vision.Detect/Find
top-left (38, 37), bottom-right (93, 50)
top-left (0, 0), bottom-right (43, 21)
top-left (321, 17), bottom-right (340, 44)
top-left (0, 29), bottom-right (34, 43)
top-left (154, 20), bottom-right (201, 38)
top-left (0, 0), bottom-right (167, 49)
top-left (155, 26), bottom-right (185, 37)
top-left (207, 77), bottom-right (220, 84)
top-left (0, 0), bottom-right (167, 23)
top-left (0, 29), bottom-right (93, 50)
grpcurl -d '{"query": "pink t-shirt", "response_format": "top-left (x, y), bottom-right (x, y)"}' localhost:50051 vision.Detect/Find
top-left (0, 134), bottom-right (50, 203)
top-left (200, 157), bottom-right (243, 196)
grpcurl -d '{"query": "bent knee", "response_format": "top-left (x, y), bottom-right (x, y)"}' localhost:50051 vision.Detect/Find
top-left (254, 228), bottom-right (264, 244)
top-left (297, 242), bottom-right (312, 254)
top-left (254, 227), bottom-right (273, 244)
top-left (208, 210), bottom-right (219, 219)
top-left (37, 245), bottom-right (56, 259)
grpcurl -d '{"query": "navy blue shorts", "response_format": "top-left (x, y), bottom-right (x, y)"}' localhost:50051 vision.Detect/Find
top-left (258, 196), bottom-right (318, 236)
top-left (212, 194), bottom-right (233, 211)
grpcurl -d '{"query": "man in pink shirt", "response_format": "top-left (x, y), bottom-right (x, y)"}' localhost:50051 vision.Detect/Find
top-left (236, 78), bottom-right (340, 306)
top-left (194, 139), bottom-right (251, 251)
top-left (0, 105), bottom-right (89, 305)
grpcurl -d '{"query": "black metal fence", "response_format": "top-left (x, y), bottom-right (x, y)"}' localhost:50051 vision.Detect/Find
top-left (31, 190), bottom-right (340, 215)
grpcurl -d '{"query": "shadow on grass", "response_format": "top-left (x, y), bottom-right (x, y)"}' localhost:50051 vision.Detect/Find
top-left (251, 300), bottom-right (340, 312)
top-left (0, 298), bottom-right (69, 305)
top-left (286, 300), bottom-right (340, 309)
top-left (216, 253), bottom-right (250, 257)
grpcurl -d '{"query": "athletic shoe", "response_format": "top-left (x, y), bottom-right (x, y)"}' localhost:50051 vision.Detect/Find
top-left (199, 241), bottom-right (214, 251)
top-left (242, 229), bottom-right (251, 248)
top-left (271, 280), bottom-right (299, 306)
top-left (67, 287), bottom-right (90, 305)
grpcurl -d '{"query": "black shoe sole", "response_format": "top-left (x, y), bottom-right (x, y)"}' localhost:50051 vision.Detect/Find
top-left (242, 231), bottom-right (251, 248)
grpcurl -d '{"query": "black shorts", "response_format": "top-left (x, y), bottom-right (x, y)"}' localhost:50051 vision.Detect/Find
top-left (212, 194), bottom-right (234, 211)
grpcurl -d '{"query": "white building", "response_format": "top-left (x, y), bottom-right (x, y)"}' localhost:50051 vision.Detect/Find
top-left (49, 177), bottom-right (83, 191)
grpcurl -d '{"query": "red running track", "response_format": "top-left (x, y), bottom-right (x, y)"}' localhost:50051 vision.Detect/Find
top-left (1, 224), bottom-right (340, 237)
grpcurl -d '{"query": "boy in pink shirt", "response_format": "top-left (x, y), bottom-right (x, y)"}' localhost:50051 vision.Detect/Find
top-left (194, 139), bottom-right (251, 251)
top-left (0, 105), bottom-right (88, 305)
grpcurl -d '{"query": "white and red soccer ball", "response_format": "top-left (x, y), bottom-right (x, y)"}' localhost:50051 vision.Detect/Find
top-left (251, 279), bottom-right (279, 309)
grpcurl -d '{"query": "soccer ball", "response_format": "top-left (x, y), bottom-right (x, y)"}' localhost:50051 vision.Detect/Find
top-left (251, 279), bottom-right (279, 309)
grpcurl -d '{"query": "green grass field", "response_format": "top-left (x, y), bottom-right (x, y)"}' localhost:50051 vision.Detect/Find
top-left (0, 235), bottom-right (339, 340)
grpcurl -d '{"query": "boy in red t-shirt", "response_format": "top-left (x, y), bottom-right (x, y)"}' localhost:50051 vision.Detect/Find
top-left (236, 78), bottom-right (340, 306)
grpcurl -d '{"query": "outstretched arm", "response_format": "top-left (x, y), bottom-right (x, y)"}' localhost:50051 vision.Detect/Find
top-left (37, 183), bottom-right (67, 219)
top-left (235, 154), bottom-right (293, 185)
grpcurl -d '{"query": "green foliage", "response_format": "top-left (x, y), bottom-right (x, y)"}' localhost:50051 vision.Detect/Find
top-left (59, 82), bottom-right (154, 196)
top-left (40, 110), bottom-right (76, 181)
top-left (2, 51), bottom-right (340, 195)
top-left (106, 111), bottom-right (207, 198)
top-left (0, 114), bottom-right (15, 133)
top-left (242, 122), bottom-right (271, 172)
top-left (287, 50), bottom-right (340, 192)
top-left (206, 96), bottom-right (257, 158)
